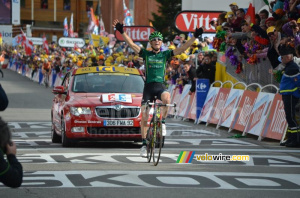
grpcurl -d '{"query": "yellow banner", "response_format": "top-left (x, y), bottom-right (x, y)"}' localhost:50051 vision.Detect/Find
top-left (90, 34), bottom-right (110, 47)
top-left (76, 66), bottom-right (141, 75)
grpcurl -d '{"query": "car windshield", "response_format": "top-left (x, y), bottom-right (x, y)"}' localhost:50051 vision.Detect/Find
top-left (72, 73), bottom-right (144, 93)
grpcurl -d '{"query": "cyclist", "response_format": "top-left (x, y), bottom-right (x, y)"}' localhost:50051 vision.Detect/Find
top-left (113, 19), bottom-right (203, 157)
top-left (42, 59), bottom-right (51, 87)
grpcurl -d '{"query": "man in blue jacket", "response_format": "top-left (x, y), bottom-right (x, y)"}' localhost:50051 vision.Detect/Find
top-left (279, 44), bottom-right (300, 147)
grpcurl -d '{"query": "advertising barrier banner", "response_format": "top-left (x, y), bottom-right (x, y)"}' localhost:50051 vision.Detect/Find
top-left (184, 92), bottom-right (195, 119)
top-left (207, 87), bottom-right (231, 125)
top-left (260, 94), bottom-right (287, 140)
top-left (176, 85), bottom-right (191, 118)
top-left (196, 79), bottom-right (210, 121)
top-left (230, 90), bottom-right (258, 132)
top-left (217, 89), bottom-right (244, 129)
top-left (197, 86), bottom-right (219, 124)
top-left (244, 92), bottom-right (275, 137)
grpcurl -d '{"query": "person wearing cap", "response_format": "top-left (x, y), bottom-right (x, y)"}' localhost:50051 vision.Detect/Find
top-left (189, 40), bottom-right (200, 54)
top-left (265, 17), bottom-right (276, 28)
top-left (282, 19), bottom-right (300, 47)
top-left (267, 26), bottom-right (282, 69)
top-left (229, 2), bottom-right (238, 15)
top-left (177, 34), bottom-right (186, 48)
top-left (113, 19), bottom-right (204, 158)
top-left (278, 44), bottom-right (300, 147)
top-left (98, 55), bottom-right (105, 66)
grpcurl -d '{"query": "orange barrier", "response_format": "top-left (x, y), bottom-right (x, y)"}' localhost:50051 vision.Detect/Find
top-left (229, 84), bottom-right (260, 133)
top-left (260, 93), bottom-right (288, 141)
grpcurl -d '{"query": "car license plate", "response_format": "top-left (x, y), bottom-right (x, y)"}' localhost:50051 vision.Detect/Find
top-left (104, 120), bottom-right (134, 126)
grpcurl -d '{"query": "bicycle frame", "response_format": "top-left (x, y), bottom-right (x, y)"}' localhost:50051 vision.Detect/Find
top-left (146, 99), bottom-right (176, 166)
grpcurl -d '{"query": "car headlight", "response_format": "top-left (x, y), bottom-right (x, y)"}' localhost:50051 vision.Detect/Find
top-left (70, 107), bottom-right (92, 116)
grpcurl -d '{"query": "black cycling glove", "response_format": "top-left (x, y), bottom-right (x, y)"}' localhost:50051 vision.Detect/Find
top-left (194, 27), bottom-right (203, 38)
top-left (115, 22), bottom-right (124, 34)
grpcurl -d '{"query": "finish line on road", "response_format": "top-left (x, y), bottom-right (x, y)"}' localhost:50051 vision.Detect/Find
top-left (2, 171), bottom-right (299, 189)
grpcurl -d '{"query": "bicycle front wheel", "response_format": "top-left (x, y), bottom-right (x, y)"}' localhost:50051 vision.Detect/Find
top-left (152, 122), bottom-right (162, 166)
top-left (146, 125), bottom-right (153, 163)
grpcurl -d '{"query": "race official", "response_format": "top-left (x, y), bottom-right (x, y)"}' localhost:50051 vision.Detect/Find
top-left (278, 44), bottom-right (300, 147)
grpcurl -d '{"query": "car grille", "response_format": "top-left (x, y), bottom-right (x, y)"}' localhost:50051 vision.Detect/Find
top-left (87, 127), bottom-right (141, 135)
top-left (95, 107), bottom-right (140, 118)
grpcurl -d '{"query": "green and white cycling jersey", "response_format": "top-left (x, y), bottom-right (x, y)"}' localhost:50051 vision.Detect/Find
top-left (139, 48), bottom-right (173, 84)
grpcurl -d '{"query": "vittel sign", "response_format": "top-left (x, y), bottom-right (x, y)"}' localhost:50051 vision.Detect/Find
top-left (58, 37), bottom-right (85, 48)
top-left (115, 26), bottom-right (156, 42)
top-left (175, 11), bottom-right (223, 33)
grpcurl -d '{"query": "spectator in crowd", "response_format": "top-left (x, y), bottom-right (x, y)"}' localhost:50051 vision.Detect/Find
top-left (265, 17), bottom-right (276, 28)
top-left (229, 2), bottom-right (239, 15)
top-left (189, 41), bottom-right (200, 55)
top-left (53, 56), bottom-right (61, 74)
top-left (287, 0), bottom-right (300, 20)
top-left (267, 26), bottom-right (282, 69)
top-left (197, 52), bottom-right (204, 66)
top-left (177, 34), bottom-right (186, 48)
top-left (278, 44), bottom-right (300, 147)
top-left (196, 53), bottom-right (216, 84)
top-left (183, 62), bottom-right (197, 95)
top-left (259, 9), bottom-right (270, 26)
top-left (282, 19), bottom-right (300, 47)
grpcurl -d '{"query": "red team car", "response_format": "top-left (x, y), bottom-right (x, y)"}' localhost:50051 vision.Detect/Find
top-left (51, 66), bottom-right (144, 147)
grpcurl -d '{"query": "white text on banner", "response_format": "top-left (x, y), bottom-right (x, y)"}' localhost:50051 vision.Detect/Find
top-left (217, 89), bottom-right (244, 129)
top-left (230, 90), bottom-right (258, 132)
top-left (243, 92), bottom-right (275, 137)
top-left (260, 94), bottom-right (287, 140)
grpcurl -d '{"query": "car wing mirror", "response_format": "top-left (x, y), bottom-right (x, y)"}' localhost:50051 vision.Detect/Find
top-left (52, 86), bottom-right (67, 94)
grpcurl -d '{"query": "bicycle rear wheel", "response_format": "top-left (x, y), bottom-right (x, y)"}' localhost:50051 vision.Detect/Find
top-left (152, 122), bottom-right (162, 166)
top-left (146, 124), bottom-right (153, 163)
top-left (44, 75), bottom-right (49, 88)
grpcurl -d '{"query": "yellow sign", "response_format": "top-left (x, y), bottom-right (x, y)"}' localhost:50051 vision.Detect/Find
top-left (90, 34), bottom-right (110, 47)
top-left (75, 66), bottom-right (141, 75)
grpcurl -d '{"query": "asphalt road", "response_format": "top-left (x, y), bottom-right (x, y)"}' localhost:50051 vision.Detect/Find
top-left (0, 68), bottom-right (300, 198)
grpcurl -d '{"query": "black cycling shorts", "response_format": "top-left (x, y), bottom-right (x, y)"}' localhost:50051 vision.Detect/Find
top-left (141, 82), bottom-right (167, 105)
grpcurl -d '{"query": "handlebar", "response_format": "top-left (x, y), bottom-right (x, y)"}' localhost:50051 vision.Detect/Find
top-left (146, 100), bottom-right (176, 108)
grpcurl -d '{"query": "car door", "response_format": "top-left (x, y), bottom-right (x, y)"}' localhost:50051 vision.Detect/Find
top-left (57, 72), bottom-right (71, 130)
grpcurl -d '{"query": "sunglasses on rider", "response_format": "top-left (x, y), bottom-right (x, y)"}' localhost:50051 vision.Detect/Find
top-left (150, 37), bottom-right (162, 42)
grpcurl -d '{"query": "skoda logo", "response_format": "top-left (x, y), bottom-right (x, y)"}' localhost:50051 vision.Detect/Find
top-left (60, 39), bottom-right (65, 44)
top-left (114, 105), bottom-right (123, 111)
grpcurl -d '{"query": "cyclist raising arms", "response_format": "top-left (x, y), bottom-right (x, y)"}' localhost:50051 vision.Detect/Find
top-left (113, 19), bottom-right (203, 157)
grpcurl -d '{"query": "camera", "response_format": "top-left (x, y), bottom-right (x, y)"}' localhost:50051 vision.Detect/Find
top-left (290, 24), bottom-right (297, 29)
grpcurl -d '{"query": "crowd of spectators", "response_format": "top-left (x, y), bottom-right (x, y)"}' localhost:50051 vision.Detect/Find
top-left (210, 0), bottom-right (300, 79)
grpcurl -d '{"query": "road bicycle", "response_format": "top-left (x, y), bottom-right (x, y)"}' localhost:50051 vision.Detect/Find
top-left (146, 98), bottom-right (176, 166)
top-left (44, 71), bottom-right (50, 88)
